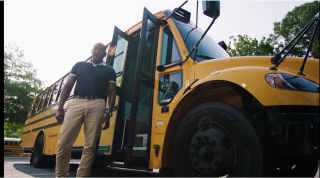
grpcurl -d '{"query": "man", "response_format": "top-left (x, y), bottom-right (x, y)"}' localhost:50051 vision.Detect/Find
top-left (55, 42), bottom-right (116, 177)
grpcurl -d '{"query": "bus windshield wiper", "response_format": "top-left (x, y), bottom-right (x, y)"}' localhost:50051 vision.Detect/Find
top-left (196, 55), bottom-right (215, 59)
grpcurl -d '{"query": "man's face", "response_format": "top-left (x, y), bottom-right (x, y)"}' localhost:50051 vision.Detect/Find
top-left (91, 44), bottom-right (106, 61)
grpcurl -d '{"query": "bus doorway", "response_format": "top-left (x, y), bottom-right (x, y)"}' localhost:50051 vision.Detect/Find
top-left (108, 7), bottom-right (160, 169)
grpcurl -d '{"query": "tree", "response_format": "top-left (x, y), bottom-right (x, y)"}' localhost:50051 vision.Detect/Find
top-left (272, 1), bottom-right (319, 58)
top-left (4, 43), bottom-right (44, 126)
top-left (227, 34), bottom-right (274, 57)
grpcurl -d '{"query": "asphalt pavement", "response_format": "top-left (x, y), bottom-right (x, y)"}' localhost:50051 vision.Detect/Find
top-left (3, 156), bottom-right (319, 177)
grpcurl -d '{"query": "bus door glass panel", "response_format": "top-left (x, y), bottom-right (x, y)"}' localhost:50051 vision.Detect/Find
top-left (113, 36), bottom-right (128, 75)
top-left (101, 26), bottom-right (128, 156)
top-left (128, 8), bottom-right (159, 160)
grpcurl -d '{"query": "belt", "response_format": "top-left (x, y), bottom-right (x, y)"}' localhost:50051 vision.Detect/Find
top-left (73, 95), bottom-right (105, 100)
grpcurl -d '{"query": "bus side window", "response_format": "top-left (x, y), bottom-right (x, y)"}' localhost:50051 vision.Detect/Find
top-left (158, 71), bottom-right (183, 105)
top-left (70, 81), bottom-right (76, 97)
top-left (56, 75), bottom-right (68, 102)
top-left (38, 89), bottom-right (48, 111)
top-left (34, 93), bottom-right (42, 113)
top-left (160, 26), bottom-right (182, 65)
top-left (43, 85), bottom-right (54, 108)
top-left (14, 142), bottom-right (18, 146)
top-left (9, 141), bottom-right (14, 146)
top-left (4, 141), bottom-right (9, 145)
top-left (49, 79), bottom-right (62, 105)
top-left (27, 98), bottom-right (37, 117)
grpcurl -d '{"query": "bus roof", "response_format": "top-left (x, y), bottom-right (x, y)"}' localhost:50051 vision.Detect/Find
top-left (4, 138), bottom-right (21, 142)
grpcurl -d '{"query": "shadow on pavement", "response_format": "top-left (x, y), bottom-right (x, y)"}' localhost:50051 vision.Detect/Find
top-left (13, 162), bottom-right (158, 177)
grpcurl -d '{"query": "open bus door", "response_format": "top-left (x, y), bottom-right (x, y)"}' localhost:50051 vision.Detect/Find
top-left (124, 7), bottom-right (159, 169)
top-left (104, 7), bottom-right (159, 169)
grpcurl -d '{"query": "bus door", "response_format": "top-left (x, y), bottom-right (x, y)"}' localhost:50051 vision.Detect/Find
top-left (98, 26), bottom-right (129, 158)
top-left (124, 7), bottom-right (159, 169)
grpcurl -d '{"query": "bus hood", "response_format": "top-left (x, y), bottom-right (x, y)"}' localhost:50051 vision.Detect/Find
top-left (193, 56), bottom-right (319, 84)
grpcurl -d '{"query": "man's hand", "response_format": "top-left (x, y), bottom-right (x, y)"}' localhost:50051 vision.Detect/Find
top-left (55, 111), bottom-right (65, 124)
top-left (102, 114), bottom-right (110, 130)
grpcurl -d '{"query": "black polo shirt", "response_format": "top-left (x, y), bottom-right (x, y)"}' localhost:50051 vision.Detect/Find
top-left (70, 59), bottom-right (116, 98)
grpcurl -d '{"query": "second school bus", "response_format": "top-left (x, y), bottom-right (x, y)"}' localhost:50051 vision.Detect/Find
top-left (21, 1), bottom-right (319, 177)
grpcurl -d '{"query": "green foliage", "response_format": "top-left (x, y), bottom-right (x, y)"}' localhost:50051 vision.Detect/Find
top-left (226, 2), bottom-right (319, 58)
top-left (227, 35), bottom-right (274, 57)
top-left (272, 1), bottom-right (319, 58)
top-left (4, 122), bottom-right (24, 138)
top-left (4, 43), bottom-right (44, 125)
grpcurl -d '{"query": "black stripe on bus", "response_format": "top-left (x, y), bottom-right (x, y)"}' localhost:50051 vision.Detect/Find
top-left (72, 146), bottom-right (84, 152)
top-left (21, 130), bottom-right (30, 135)
top-left (32, 122), bottom-right (61, 132)
top-left (24, 113), bottom-right (57, 127)
top-left (24, 147), bottom-right (33, 153)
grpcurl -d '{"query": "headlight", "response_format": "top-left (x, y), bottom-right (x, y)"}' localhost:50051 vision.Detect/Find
top-left (265, 73), bottom-right (319, 93)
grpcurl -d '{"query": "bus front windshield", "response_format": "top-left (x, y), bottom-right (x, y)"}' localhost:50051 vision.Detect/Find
top-left (172, 17), bottom-right (230, 62)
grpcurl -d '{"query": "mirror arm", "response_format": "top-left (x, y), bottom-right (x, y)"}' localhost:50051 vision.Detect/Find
top-left (157, 15), bottom-right (217, 72)
top-left (196, 0), bottom-right (198, 28)
top-left (270, 13), bottom-right (319, 70)
top-left (298, 18), bottom-right (319, 76)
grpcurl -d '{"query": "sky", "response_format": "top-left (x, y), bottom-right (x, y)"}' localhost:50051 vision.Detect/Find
top-left (4, 0), bottom-right (313, 86)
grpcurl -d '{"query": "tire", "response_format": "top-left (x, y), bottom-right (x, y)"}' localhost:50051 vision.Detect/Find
top-left (272, 160), bottom-right (319, 177)
top-left (173, 102), bottom-right (271, 177)
top-left (31, 134), bottom-right (56, 168)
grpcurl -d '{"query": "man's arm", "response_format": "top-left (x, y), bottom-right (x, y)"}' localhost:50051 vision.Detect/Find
top-left (107, 82), bottom-right (116, 114)
top-left (55, 75), bottom-right (76, 124)
top-left (102, 82), bottom-right (116, 130)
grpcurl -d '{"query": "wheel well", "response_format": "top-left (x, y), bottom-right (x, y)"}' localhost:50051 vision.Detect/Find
top-left (161, 80), bottom-right (266, 167)
top-left (32, 131), bottom-right (44, 152)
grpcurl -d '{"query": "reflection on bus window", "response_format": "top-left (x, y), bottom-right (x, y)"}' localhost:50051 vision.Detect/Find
top-left (159, 71), bottom-right (183, 105)
top-left (141, 20), bottom-right (158, 78)
top-left (113, 36), bottom-right (128, 74)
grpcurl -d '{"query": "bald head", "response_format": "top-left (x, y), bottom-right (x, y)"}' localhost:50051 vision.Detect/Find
top-left (94, 43), bottom-right (106, 50)
top-left (91, 42), bottom-right (107, 63)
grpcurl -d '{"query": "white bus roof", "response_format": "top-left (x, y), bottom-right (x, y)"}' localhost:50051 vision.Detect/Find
top-left (4, 138), bottom-right (21, 142)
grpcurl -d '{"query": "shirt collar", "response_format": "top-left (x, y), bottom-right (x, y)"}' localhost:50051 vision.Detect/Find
top-left (87, 57), bottom-right (106, 67)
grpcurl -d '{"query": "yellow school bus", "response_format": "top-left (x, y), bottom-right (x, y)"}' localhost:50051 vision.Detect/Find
top-left (4, 138), bottom-right (24, 153)
top-left (21, 1), bottom-right (319, 177)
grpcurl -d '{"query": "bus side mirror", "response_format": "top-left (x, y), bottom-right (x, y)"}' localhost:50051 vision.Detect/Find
top-left (202, 0), bottom-right (220, 19)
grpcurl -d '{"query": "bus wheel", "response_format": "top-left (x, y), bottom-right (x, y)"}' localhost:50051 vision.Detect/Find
top-left (32, 134), bottom-right (46, 168)
top-left (272, 160), bottom-right (319, 177)
top-left (173, 102), bottom-right (270, 177)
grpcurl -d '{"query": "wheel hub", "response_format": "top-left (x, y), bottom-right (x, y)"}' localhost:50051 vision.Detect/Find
top-left (189, 132), bottom-right (222, 175)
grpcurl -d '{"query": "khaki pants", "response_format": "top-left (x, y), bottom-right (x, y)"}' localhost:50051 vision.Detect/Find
top-left (55, 99), bottom-right (105, 178)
